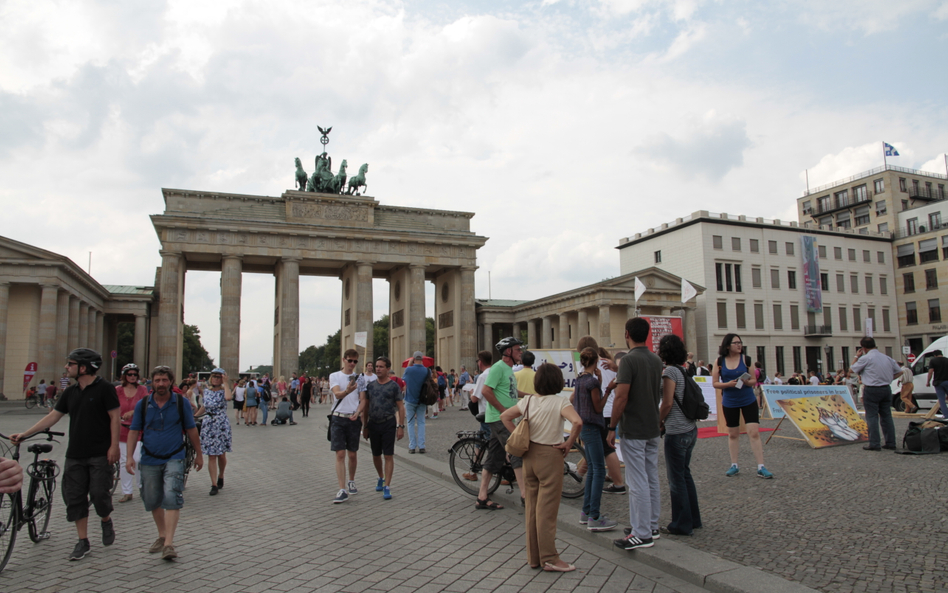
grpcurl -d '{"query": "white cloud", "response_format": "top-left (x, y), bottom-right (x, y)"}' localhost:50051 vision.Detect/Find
top-left (792, 0), bottom-right (940, 34)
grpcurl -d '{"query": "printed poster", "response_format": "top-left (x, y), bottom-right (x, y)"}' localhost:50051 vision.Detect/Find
top-left (774, 393), bottom-right (868, 448)
top-left (761, 385), bottom-right (858, 419)
top-left (801, 235), bottom-right (823, 313)
top-left (641, 316), bottom-right (683, 354)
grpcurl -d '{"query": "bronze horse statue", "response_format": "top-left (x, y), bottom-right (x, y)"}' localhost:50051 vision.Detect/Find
top-left (294, 158), bottom-right (308, 191)
top-left (347, 163), bottom-right (368, 195)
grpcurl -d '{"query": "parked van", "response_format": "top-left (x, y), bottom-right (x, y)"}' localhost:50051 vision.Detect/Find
top-left (889, 335), bottom-right (948, 412)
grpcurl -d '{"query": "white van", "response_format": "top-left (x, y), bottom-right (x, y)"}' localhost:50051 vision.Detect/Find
top-left (889, 336), bottom-right (948, 412)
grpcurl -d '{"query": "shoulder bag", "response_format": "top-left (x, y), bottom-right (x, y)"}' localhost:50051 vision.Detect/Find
top-left (505, 395), bottom-right (532, 457)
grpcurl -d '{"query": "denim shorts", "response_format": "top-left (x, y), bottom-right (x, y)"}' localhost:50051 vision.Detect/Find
top-left (140, 459), bottom-right (185, 511)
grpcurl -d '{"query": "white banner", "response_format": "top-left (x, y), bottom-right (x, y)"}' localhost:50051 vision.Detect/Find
top-left (354, 331), bottom-right (367, 348)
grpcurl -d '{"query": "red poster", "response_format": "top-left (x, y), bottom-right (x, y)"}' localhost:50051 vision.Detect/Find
top-left (641, 316), bottom-right (683, 353)
top-left (23, 361), bottom-right (37, 392)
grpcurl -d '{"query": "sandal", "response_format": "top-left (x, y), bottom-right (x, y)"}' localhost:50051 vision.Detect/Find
top-left (475, 498), bottom-right (504, 510)
top-left (543, 562), bottom-right (576, 572)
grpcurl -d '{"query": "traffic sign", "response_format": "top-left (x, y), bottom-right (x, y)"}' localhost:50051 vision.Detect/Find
top-left (902, 346), bottom-right (911, 355)
top-left (111, 350), bottom-right (118, 359)
top-left (907, 353), bottom-right (916, 364)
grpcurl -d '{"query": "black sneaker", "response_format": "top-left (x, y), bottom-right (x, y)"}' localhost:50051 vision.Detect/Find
top-left (210, 486), bottom-right (219, 496)
top-left (101, 519), bottom-right (115, 546)
top-left (602, 485), bottom-right (627, 494)
top-left (614, 535), bottom-right (654, 550)
top-left (69, 539), bottom-right (91, 561)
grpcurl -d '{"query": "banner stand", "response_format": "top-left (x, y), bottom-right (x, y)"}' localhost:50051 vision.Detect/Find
top-left (765, 417), bottom-right (805, 444)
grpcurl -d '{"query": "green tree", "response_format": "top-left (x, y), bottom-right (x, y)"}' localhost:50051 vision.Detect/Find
top-left (248, 365), bottom-right (273, 376)
top-left (116, 322), bottom-right (134, 374)
top-left (374, 314), bottom-right (389, 360)
top-left (426, 316), bottom-right (434, 356)
top-left (183, 324), bottom-right (214, 373)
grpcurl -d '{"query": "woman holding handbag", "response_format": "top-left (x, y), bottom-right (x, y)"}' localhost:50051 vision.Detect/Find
top-left (501, 363), bottom-right (582, 573)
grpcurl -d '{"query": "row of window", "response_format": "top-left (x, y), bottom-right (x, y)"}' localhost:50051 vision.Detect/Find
top-left (712, 236), bottom-right (800, 255)
top-left (716, 301), bottom-right (892, 333)
top-left (903, 269), bottom-right (939, 293)
top-left (905, 212), bottom-right (944, 236)
top-left (896, 235), bottom-right (948, 268)
top-left (814, 244), bottom-right (886, 264)
top-left (905, 300), bottom-right (942, 325)
top-left (715, 263), bottom-right (889, 296)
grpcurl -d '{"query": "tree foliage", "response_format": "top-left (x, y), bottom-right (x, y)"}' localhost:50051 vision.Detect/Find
top-left (183, 324), bottom-right (215, 373)
top-left (297, 315), bottom-right (434, 375)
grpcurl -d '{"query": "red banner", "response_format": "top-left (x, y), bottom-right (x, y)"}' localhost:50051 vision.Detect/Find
top-left (641, 316), bottom-right (683, 353)
top-left (23, 361), bottom-right (37, 392)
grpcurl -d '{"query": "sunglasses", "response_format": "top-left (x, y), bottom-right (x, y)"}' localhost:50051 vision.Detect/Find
top-left (345, 359), bottom-right (358, 364)
top-left (125, 373), bottom-right (139, 378)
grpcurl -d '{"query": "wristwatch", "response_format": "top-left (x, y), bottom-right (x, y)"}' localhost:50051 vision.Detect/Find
top-left (608, 427), bottom-right (616, 432)
top-left (396, 424), bottom-right (405, 428)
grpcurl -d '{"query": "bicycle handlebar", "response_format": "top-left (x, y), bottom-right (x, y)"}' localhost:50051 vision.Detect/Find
top-left (0, 429), bottom-right (64, 442)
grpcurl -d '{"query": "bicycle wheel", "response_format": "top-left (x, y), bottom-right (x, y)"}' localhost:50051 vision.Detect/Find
top-left (0, 492), bottom-right (20, 573)
top-left (25, 396), bottom-right (36, 410)
top-left (561, 441), bottom-right (586, 499)
top-left (27, 463), bottom-right (55, 543)
top-left (449, 438), bottom-right (497, 496)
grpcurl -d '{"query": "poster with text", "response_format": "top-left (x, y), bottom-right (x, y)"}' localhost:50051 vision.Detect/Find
top-left (692, 376), bottom-right (718, 420)
top-left (761, 385), bottom-right (858, 419)
top-left (527, 349), bottom-right (578, 389)
top-left (641, 316), bottom-right (683, 353)
top-left (775, 393), bottom-right (868, 448)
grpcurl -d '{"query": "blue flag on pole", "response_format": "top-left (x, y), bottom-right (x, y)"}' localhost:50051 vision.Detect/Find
top-left (884, 142), bottom-right (900, 157)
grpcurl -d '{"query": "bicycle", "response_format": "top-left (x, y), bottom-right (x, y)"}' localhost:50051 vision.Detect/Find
top-left (0, 429), bottom-right (65, 573)
top-left (24, 393), bottom-right (57, 411)
top-left (449, 430), bottom-right (586, 499)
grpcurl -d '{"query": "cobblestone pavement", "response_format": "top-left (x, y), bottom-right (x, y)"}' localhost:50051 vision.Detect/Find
top-left (411, 404), bottom-right (948, 593)
top-left (0, 410), bottom-right (709, 593)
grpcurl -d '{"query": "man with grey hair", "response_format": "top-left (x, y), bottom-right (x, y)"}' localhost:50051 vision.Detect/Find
top-left (403, 351), bottom-right (432, 454)
top-left (457, 365), bottom-right (471, 408)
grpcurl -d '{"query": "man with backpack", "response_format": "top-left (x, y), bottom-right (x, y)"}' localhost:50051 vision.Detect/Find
top-left (125, 366), bottom-right (203, 560)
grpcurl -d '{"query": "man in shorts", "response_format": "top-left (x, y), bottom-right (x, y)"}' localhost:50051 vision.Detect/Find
top-left (475, 337), bottom-right (528, 510)
top-left (11, 348), bottom-right (121, 561)
top-left (355, 357), bottom-right (405, 500)
top-left (329, 350), bottom-right (366, 503)
top-left (126, 366), bottom-right (203, 560)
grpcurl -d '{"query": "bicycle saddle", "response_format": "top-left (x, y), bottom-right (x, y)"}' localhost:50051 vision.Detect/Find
top-left (28, 443), bottom-right (53, 454)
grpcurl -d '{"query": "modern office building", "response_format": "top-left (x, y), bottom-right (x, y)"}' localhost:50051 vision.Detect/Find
top-left (616, 211), bottom-right (901, 376)
top-left (894, 200), bottom-right (948, 353)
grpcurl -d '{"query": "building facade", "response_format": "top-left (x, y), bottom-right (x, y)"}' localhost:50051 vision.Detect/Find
top-left (617, 212), bottom-right (901, 377)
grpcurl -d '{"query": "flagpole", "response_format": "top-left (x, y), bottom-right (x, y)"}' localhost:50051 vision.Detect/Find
top-left (944, 153), bottom-right (947, 177)
top-left (882, 141), bottom-right (887, 169)
top-left (805, 169), bottom-right (809, 194)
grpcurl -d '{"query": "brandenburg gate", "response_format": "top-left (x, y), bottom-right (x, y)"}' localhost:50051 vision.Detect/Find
top-left (151, 187), bottom-right (487, 380)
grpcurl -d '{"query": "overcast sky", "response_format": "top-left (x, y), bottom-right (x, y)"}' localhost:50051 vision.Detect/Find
top-left (3, 0), bottom-right (948, 371)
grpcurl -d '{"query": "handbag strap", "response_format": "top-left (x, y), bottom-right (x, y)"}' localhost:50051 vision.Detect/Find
top-left (522, 395), bottom-right (531, 421)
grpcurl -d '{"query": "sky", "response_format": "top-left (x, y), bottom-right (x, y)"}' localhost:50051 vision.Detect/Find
top-left (2, 0), bottom-right (948, 370)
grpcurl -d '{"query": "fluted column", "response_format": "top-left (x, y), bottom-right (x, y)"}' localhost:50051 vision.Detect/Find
top-left (512, 322), bottom-right (522, 344)
top-left (459, 266), bottom-right (477, 372)
top-left (558, 314), bottom-right (569, 349)
top-left (38, 284), bottom-right (59, 383)
top-left (68, 296), bottom-right (80, 351)
top-left (157, 251), bottom-right (184, 376)
top-left (541, 317), bottom-right (552, 349)
top-left (578, 309), bottom-right (588, 340)
top-left (279, 258), bottom-right (300, 380)
top-left (78, 302), bottom-right (90, 347)
top-left (87, 307), bottom-right (97, 352)
top-left (599, 305), bottom-right (611, 347)
top-left (409, 265), bottom-right (426, 356)
top-left (219, 256), bottom-right (242, 377)
top-left (95, 311), bottom-right (105, 362)
top-left (356, 262), bottom-right (374, 365)
top-left (483, 323), bottom-right (493, 353)
top-left (56, 291), bottom-right (70, 363)
top-left (133, 315), bottom-right (148, 369)
top-left (526, 319), bottom-right (536, 350)
top-left (0, 283), bottom-right (9, 396)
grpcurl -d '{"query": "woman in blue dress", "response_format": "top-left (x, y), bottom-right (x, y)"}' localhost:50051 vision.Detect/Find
top-left (711, 334), bottom-right (774, 479)
top-left (193, 368), bottom-right (233, 495)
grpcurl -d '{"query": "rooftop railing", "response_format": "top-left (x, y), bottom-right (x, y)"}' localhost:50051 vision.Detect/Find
top-left (802, 164), bottom-right (948, 197)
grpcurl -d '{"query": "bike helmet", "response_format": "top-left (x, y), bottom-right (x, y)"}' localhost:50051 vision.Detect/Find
top-left (121, 363), bottom-right (139, 375)
top-left (67, 348), bottom-right (102, 375)
top-left (211, 367), bottom-right (226, 375)
top-left (495, 336), bottom-right (524, 354)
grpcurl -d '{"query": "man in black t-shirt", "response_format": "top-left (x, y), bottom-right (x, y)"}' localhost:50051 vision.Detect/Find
top-left (355, 357), bottom-right (405, 500)
top-left (12, 348), bottom-right (121, 562)
top-left (926, 350), bottom-right (948, 417)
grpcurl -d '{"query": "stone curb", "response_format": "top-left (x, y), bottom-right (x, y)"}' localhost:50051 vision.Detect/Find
top-left (395, 447), bottom-right (818, 593)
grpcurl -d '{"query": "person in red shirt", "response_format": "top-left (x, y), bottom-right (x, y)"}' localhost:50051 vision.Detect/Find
top-left (115, 364), bottom-right (148, 502)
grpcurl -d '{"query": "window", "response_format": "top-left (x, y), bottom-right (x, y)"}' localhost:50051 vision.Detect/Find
top-left (776, 346), bottom-right (785, 376)
top-left (875, 200), bottom-right (887, 216)
top-left (790, 304), bottom-right (800, 330)
top-left (842, 346), bottom-right (850, 371)
top-left (900, 178), bottom-right (907, 192)
top-left (713, 235), bottom-right (723, 249)
top-left (816, 245), bottom-right (825, 259)
top-left (736, 303), bottom-right (746, 329)
top-left (854, 184), bottom-right (868, 202)
top-left (848, 248), bottom-right (856, 261)
top-left (836, 273), bottom-right (845, 293)
top-left (654, 250), bottom-right (662, 263)
top-left (792, 347), bottom-right (802, 374)
top-left (865, 275), bottom-right (873, 294)
top-left (785, 242), bottom-right (794, 256)
top-left (773, 304), bottom-right (783, 330)
top-left (838, 306), bottom-right (848, 331)
top-left (717, 302), bottom-right (728, 328)
top-left (837, 211), bottom-right (851, 229)
top-left (853, 307), bottom-right (862, 332)
top-left (752, 267), bottom-right (762, 288)
top-left (820, 273), bottom-right (829, 291)
top-left (788, 270), bottom-right (797, 290)
top-left (882, 308), bottom-right (891, 332)
top-left (818, 196), bottom-right (830, 212)
top-left (819, 216), bottom-right (833, 228)
top-left (914, 179), bottom-right (920, 194)
top-left (850, 274), bottom-right (859, 293)
top-left (897, 244), bottom-right (916, 267)
top-left (907, 218), bottom-right (919, 235)
top-left (874, 179), bottom-right (884, 193)
top-left (919, 238), bottom-right (938, 263)
top-left (754, 303), bottom-right (764, 330)
top-left (802, 200), bottom-right (811, 212)
top-left (834, 246), bottom-right (843, 260)
top-left (734, 265), bottom-right (742, 292)
top-left (823, 307), bottom-right (832, 329)
top-left (756, 347), bottom-right (766, 374)
top-left (826, 347), bottom-right (835, 373)
top-left (732, 237), bottom-right (741, 251)
top-left (855, 205), bottom-right (870, 227)
top-left (906, 301), bottom-right (917, 325)
top-left (769, 240), bottom-right (778, 254)
top-left (926, 268), bottom-right (938, 290)
top-left (930, 212), bottom-right (942, 230)
top-left (878, 222), bottom-right (889, 233)
top-left (904, 272), bottom-right (915, 293)
top-left (902, 199), bottom-right (909, 210)
top-left (880, 276), bottom-right (888, 295)
top-left (943, 235), bottom-right (948, 259)
top-left (835, 189), bottom-right (849, 208)
top-left (863, 250), bottom-right (871, 263)
top-left (771, 268), bottom-right (780, 289)
top-left (886, 347), bottom-right (893, 357)
top-left (750, 239), bottom-right (759, 253)
top-left (877, 251), bottom-right (885, 263)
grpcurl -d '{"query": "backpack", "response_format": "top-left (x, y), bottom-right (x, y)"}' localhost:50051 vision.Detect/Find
top-left (139, 393), bottom-right (189, 460)
top-left (260, 384), bottom-right (272, 403)
top-left (672, 365), bottom-right (710, 421)
top-left (437, 373), bottom-right (447, 389)
top-left (419, 374), bottom-right (439, 406)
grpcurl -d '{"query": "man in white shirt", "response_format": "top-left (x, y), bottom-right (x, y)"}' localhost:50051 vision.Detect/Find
top-left (329, 349), bottom-right (367, 503)
top-left (464, 350), bottom-right (494, 481)
top-left (363, 362), bottom-right (378, 383)
top-left (808, 371), bottom-right (820, 386)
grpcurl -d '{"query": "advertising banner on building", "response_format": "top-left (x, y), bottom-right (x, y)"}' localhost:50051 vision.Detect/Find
top-left (641, 316), bottom-right (683, 353)
top-left (801, 236), bottom-right (823, 313)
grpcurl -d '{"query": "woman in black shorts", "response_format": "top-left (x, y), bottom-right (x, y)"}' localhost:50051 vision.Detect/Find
top-left (711, 334), bottom-right (773, 479)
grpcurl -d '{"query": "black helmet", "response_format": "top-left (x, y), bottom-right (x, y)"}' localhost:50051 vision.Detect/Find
top-left (67, 348), bottom-right (102, 375)
top-left (495, 337), bottom-right (524, 354)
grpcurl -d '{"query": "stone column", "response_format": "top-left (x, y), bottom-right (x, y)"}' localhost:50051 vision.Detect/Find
top-left (87, 307), bottom-right (97, 352)
top-left (0, 283), bottom-right (9, 397)
top-left (599, 305), bottom-right (611, 347)
top-left (38, 284), bottom-right (59, 383)
top-left (578, 309), bottom-right (588, 339)
top-left (134, 314), bottom-right (148, 369)
top-left (541, 317), bottom-right (552, 349)
top-left (483, 323), bottom-right (493, 352)
top-left (95, 311), bottom-right (104, 360)
top-left (78, 302), bottom-right (90, 347)
top-left (512, 322), bottom-right (522, 343)
top-left (219, 256), bottom-right (242, 377)
top-left (409, 265), bottom-right (426, 356)
top-left (157, 251), bottom-right (184, 376)
top-left (683, 306), bottom-right (698, 355)
top-left (558, 314), bottom-right (569, 349)
top-left (526, 319), bottom-right (536, 350)
top-left (459, 266), bottom-right (477, 372)
top-left (68, 296), bottom-right (80, 351)
top-left (356, 262), bottom-right (374, 365)
top-left (56, 291), bottom-right (70, 363)
top-left (278, 258), bottom-right (300, 380)
top-left (627, 305), bottom-right (636, 322)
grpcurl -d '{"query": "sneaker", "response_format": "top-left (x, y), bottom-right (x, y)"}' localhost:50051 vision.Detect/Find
top-left (602, 485), bottom-right (628, 494)
top-left (419, 448), bottom-right (426, 454)
top-left (725, 465), bottom-right (739, 477)
top-left (210, 485), bottom-right (219, 496)
top-left (376, 477), bottom-right (385, 492)
top-left (757, 466), bottom-right (774, 479)
top-left (289, 421), bottom-right (297, 425)
top-left (101, 518), bottom-right (115, 546)
top-left (614, 535), bottom-right (654, 551)
top-left (348, 480), bottom-right (358, 494)
top-left (652, 529), bottom-right (661, 540)
top-left (333, 489), bottom-right (349, 504)
top-left (587, 516), bottom-right (618, 532)
top-left (217, 477), bottom-right (224, 489)
top-left (579, 511), bottom-right (588, 525)
top-left (149, 537), bottom-right (166, 554)
top-left (383, 486), bottom-right (392, 500)
top-left (69, 539), bottom-right (91, 561)
top-left (161, 545), bottom-right (177, 560)
top-left (409, 449), bottom-right (416, 454)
